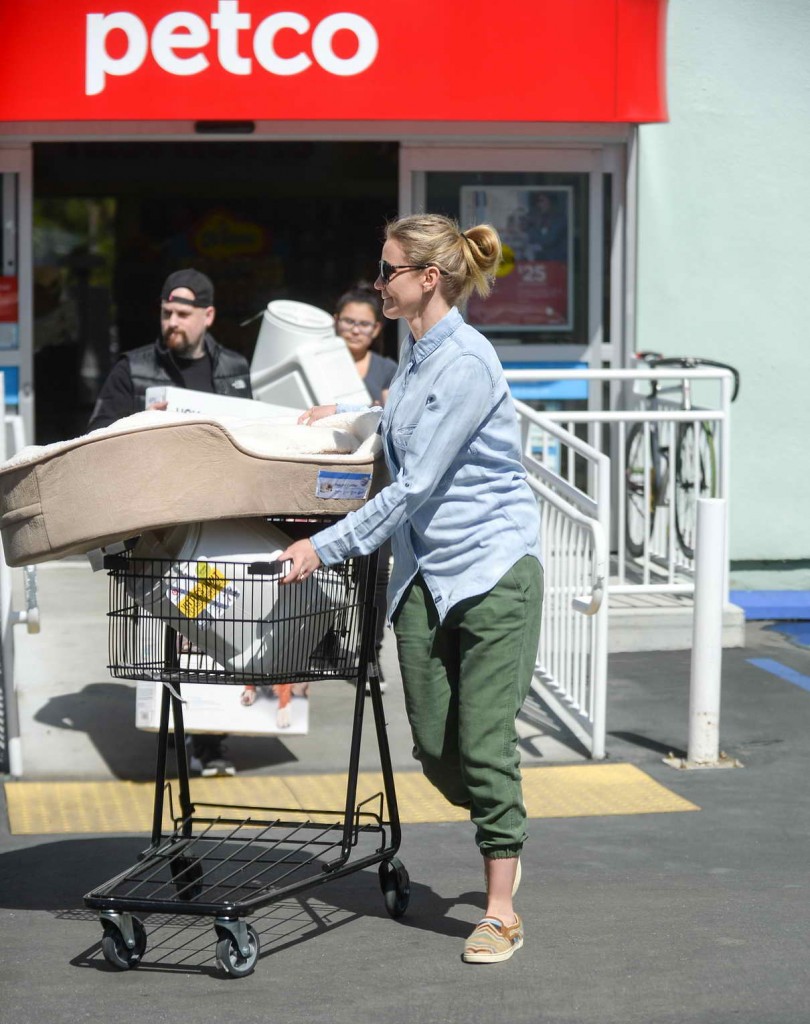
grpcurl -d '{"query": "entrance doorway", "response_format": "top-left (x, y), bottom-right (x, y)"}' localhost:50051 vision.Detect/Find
top-left (400, 145), bottom-right (628, 372)
top-left (400, 143), bottom-right (631, 476)
top-left (32, 141), bottom-right (399, 442)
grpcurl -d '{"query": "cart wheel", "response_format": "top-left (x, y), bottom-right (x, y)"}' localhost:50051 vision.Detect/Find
top-left (101, 917), bottom-right (147, 970)
top-left (379, 857), bottom-right (410, 919)
top-left (170, 855), bottom-right (204, 901)
top-left (215, 924), bottom-right (260, 978)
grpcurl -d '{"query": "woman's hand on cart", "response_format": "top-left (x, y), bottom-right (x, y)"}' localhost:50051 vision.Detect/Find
top-left (298, 404), bottom-right (337, 425)
top-left (279, 538), bottom-right (322, 584)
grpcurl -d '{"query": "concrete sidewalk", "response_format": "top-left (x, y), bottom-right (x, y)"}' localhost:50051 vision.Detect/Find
top-left (8, 559), bottom-right (589, 780)
top-left (1, 561), bottom-right (810, 1024)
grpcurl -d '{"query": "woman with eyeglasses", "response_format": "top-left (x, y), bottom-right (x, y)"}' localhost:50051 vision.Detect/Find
top-left (284, 214), bottom-right (543, 965)
top-left (334, 283), bottom-right (398, 407)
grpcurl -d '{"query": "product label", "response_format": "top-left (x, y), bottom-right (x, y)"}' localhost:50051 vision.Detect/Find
top-left (166, 561), bottom-right (239, 626)
top-left (315, 470), bottom-right (371, 500)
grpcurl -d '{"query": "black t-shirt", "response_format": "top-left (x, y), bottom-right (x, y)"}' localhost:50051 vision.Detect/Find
top-left (363, 351), bottom-right (398, 405)
top-left (88, 348), bottom-right (217, 430)
top-left (172, 352), bottom-right (214, 393)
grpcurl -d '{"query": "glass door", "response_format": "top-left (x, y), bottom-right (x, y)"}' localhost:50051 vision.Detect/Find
top-left (0, 147), bottom-right (33, 445)
top-left (399, 145), bottom-right (629, 407)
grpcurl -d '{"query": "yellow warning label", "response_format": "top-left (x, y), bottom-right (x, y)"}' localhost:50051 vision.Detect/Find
top-left (178, 563), bottom-right (227, 619)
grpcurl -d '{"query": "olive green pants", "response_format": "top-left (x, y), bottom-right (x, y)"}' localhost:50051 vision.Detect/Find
top-left (393, 556), bottom-right (543, 857)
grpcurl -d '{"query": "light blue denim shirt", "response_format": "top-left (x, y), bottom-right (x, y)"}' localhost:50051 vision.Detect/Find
top-left (311, 306), bottom-right (541, 624)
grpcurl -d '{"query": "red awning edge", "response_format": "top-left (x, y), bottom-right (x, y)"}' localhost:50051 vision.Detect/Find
top-left (616, 0), bottom-right (669, 123)
top-left (0, 1), bottom-right (669, 124)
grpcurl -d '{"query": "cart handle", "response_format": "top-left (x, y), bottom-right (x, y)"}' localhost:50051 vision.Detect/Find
top-left (103, 553), bottom-right (130, 570)
top-left (102, 554), bottom-right (292, 575)
top-left (247, 560), bottom-right (290, 576)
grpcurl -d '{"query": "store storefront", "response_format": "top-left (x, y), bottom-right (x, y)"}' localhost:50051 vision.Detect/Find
top-left (0, 0), bottom-right (668, 443)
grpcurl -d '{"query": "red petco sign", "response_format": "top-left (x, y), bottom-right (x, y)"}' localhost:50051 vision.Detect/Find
top-left (0, 1), bottom-right (668, 122)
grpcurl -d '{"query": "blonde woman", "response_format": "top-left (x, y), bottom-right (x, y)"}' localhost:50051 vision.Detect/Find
top-left (283, 215), bottom-right (543, 964)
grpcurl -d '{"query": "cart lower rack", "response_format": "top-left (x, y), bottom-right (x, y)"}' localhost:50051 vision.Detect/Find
top-left (83, 519), bottom-right (409, 978)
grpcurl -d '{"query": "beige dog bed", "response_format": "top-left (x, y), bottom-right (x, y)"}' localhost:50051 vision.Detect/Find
top-left (0, 409), bottom-right (382, 566)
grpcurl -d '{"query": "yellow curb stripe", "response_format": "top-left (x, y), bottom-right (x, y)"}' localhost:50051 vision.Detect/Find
top-left (3, 764), bottom-right (698, 836)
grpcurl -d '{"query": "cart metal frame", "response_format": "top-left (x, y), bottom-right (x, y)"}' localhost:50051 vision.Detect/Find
top-left (83, 518), bottom-right (409, 977)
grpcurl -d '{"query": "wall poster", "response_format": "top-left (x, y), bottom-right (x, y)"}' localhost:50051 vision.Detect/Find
top-left (460, 186), bottom-right (573, 331)
top-left (0, 276), bottom-right (19, 350)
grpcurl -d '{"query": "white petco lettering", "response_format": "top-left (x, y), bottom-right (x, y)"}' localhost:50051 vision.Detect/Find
top-left (86, 2), bottom-right (379, 95)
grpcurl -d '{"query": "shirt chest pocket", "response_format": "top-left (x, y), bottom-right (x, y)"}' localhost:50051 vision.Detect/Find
top-left (392, 425), bottom-right (416, 452)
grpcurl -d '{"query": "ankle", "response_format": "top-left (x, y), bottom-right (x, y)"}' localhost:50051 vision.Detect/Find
top-left (484, 905), bottom-right (517, 927)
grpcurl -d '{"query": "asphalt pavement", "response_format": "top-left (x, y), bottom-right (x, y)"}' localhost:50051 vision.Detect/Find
top-left (1, 559), bottom-right (809, 1024)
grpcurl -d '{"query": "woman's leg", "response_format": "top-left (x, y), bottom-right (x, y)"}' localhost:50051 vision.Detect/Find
top-left (394, 559), bottom-right (543, 828)
top-left (451, 557), bottom-right (543, 903)
top-left (483, 855), bottom-right (520, 925)
top-left (454, 557), bottom-right (542, 962)
top-left (393, 576), bottom-right (468, 807)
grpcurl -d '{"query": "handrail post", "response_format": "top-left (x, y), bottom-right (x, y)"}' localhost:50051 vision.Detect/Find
top-left (720, 372), bottom-right (732, 602)
top-left (0, 373), bottom-right (24, 776)
top-left (665, 497), bottom-right (741, 771)
top-left (591, 453), bottom-right (610, 759)
top-left (688, 498), bottom-right (724, 764)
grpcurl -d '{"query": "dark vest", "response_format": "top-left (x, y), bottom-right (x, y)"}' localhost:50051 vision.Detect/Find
top-left (125, 333), bottom-right (253, 407)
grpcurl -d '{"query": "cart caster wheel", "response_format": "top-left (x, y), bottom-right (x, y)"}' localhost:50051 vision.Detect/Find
top-left (215, 923), bottom-right (260, 978)
top-left (170, 855), bottom-right (204, 901)
top-left (379, 857), bottom-right (410, 918)
top-left (101, 917), bottom-right (147, 970)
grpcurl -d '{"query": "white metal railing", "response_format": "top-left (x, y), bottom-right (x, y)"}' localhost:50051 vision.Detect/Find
top-left (514, 401), bottom-right (609, 759)
top-left (507, 367), bottom-right (735, 600)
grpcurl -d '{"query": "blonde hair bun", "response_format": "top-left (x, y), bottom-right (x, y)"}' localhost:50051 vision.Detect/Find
top-left (386, 214), bottom-right (502, 305)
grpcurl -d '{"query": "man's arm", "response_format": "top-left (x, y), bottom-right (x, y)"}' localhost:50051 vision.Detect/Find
top-left (87, 359), bottom-right (136, 431)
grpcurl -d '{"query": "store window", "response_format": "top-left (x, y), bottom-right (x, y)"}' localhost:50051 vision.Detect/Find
top-left (425, 171), bottom-right (590, 346)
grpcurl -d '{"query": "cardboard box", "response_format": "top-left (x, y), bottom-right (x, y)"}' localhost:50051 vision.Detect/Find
top-left (135, 679), bottom-right (310, 736)
top-left (125, 521), bottom-right (345, 677)
top-left (145, 385), bottom-right (297, 420)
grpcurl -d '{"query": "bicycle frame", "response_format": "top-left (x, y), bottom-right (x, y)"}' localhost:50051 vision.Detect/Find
top-left (625, 353), bottom-right (737, 564)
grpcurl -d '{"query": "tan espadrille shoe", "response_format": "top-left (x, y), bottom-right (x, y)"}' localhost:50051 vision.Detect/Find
top-left (462, 915), bottom-right (524, 964)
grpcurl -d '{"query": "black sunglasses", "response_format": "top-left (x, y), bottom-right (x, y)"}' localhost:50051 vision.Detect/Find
top-left (378, 259), bottom-right (430, 285)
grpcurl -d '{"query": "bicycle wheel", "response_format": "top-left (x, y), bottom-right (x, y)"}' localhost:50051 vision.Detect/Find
top-left (625, 422), bottom-right (657, 558)
top-left (675, 422), bottom-right (717, 559)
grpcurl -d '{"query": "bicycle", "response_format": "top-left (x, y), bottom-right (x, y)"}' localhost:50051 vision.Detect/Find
top-left (625, 351), bottom-right (740, 561)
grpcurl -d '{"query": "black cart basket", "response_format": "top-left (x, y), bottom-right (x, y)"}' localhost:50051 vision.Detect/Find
top-left (84, 516), bottom-right (409, 978)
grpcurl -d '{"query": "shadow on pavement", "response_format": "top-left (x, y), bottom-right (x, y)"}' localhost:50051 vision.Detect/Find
top-left (607, 731), bottom-right (687, 759)
top-left (33, 684), bottom-right (300, 779)
top-left (0, 837), bottom-right (146, 910)
top-left (518, 690), bottom-right (591, 760)
top-left (0, 835), bottom-right (476, 976)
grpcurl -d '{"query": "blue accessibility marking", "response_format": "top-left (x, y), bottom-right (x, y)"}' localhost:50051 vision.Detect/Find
top-left (767, 621), bottom-right (810, 649)
top-left (748, 658), bottom-right (810, 693)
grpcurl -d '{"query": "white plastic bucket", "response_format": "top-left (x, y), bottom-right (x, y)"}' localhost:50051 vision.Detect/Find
top-left (125, 519), bottom-right (344, 677)
top-left (251, 299), bottom-right (336, 373)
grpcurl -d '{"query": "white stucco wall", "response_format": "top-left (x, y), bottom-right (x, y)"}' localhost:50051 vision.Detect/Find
top-left (636, 0), bottom-right (810, 560)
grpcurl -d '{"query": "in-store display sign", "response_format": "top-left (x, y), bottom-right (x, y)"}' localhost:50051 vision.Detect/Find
top-left (0, 1), bottom-right (668, 122)
top-left (0, 277), bottom-right (19, 351)
top-left (462, 187), bottom-right (573, 331)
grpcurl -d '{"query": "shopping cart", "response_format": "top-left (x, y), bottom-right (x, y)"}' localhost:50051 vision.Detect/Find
top-left (83, 516), bottom-right (409, 978)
